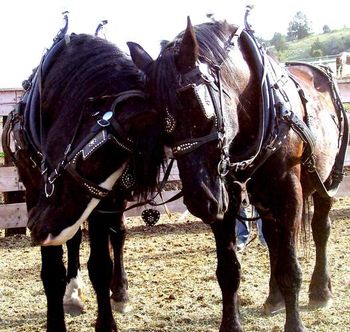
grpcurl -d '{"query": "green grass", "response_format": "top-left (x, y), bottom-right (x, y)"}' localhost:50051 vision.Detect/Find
top-left (277, 28), bottom-right (350, 61)
top-left (343, 103), bottom-right (350, 112)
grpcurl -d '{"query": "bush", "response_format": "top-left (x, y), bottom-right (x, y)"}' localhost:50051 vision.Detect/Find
top-left (311, 49), bottom-right (323, 57)
top-left (343, 103), bottom-right (350, 112)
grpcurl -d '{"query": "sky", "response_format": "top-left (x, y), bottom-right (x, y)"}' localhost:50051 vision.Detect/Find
top-left (0, 0), bottom-right (349, 88)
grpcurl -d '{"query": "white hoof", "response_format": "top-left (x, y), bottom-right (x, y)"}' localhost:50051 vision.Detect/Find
top-left (111, 299), bottom-right (133, 314)
top-left (63, 272), bottom-right (85, 316)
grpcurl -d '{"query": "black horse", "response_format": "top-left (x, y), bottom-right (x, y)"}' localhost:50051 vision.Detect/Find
top-left (2, 26), bottom-right (163, 331)
top-left (127, 15), bottom-right (348, 332)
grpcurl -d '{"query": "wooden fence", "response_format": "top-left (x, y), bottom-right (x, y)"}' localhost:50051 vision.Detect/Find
top-left (1, 85), bottom-right (350, 229)
top-left (0, 88), bottom-right (28, 229)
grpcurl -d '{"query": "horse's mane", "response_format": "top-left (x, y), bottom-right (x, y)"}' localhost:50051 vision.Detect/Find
top-left (43, 34), bottom-right (143, 119)
top-left (149, 20), bottom-right (238, 113)
top-left (42, 34), bottom-right (162, 199)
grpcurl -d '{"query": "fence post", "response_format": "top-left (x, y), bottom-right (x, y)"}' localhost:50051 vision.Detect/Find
top-left (1, 92), bottom-right (27, 236)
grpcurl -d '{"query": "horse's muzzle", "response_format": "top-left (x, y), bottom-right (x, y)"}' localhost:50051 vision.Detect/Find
top-left (183, 179), bottom-right (228, 223)
top-left (27, 207), bottom-right (51, 246)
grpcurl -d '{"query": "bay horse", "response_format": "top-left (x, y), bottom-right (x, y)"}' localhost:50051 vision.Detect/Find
top-left (2, 24), bottom-right (163, 332)
top-left (127, 16), bottom-right (348, 332)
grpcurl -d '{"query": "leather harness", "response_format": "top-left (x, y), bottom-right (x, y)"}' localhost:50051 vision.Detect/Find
top-left (2, 18), bottom-right (146, 200)
top-left (168, 22), bottom-right (349, 200)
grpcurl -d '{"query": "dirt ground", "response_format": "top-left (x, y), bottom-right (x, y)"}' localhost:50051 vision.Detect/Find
top-left (0, 197), bottom-right (349, 332)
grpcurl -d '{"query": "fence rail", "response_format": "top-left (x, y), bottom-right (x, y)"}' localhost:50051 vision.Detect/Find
top-left (1, 83), bottom-right (350, 229)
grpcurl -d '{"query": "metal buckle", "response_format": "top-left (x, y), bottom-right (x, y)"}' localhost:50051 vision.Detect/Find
top-left (45, 182), bottom-right (55, 198)
top-left (97, 110), bottom-right (113, 127)
top-left (217, 158), bottom-right (229, 177)
top-left (233, 178), bottom-right (251, 207)
top-left (97, 119), bottom-right (110, 127)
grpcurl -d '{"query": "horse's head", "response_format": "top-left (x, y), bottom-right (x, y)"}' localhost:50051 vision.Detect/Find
top-left (27, 34), bottom-right (163, 245)
top-left (128, 19), bottom-right (253, 223)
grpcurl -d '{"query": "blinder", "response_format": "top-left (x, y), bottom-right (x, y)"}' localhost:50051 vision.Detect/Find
top-left (169, 63), bottom-right (225, 158)
top-left (43, 127), bottom-right (132, 199)
top-left (177, 82), bottom-right (216, 120)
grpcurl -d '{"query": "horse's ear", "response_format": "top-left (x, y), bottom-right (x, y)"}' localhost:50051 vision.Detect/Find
top-left (176, 16), bottom-right (199, 73)
top-left (127, 42), bottom-right (153, 72)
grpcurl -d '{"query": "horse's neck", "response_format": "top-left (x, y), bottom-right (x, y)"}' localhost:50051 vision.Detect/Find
top-left (225, 63), bottom-right (260, 158)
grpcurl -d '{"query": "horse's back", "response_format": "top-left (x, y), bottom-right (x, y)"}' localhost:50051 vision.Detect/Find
top-left (287, 64), bottom-right (341, 181)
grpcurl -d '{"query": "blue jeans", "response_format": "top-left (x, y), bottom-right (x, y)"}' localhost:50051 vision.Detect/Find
top-left (236, 207), bottom-right (249, 245)
top-left (235, 206), bottom-right (266, 246)
top-left (236, 219), bottom-right (249, 245)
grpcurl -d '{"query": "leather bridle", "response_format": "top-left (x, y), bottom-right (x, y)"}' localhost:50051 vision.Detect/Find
top-left (2, 12), bottom-right (151, 200)
top-left (4, 87), bottom-right (148, 199)
top-left (165, 26), bottom-right (251, 178)
top-left (41, 90), bottom-right (148, 199)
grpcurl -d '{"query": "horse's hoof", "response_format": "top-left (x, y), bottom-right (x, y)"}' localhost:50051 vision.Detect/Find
top-left (64, 300), bottom-right (84, 316)
top-left (308, 297), bottom-right (333, 309)
top-left (263, 301), bottom-right (285, 316)
top-left (64, 274), bottom-right (85, 316)
top-left (111, 299), bottom-right (133, 314)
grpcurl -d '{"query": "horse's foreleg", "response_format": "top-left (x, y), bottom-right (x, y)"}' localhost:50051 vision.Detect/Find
top-left (109, 210), bottom-right (131, 314)
top-left (88, 216), bottom-right (117, 332)
top-left (308, 192), bottom-right (332, 307)
top-left (211, 214), bottom-right (242, 332)
top-left (64, 228), bottom-right (84, 316)
top-left (41, 245), bottom-right (67, 332)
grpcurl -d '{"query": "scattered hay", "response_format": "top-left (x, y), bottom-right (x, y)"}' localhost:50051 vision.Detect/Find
top-left (1, 198), bottom-right (350, 331)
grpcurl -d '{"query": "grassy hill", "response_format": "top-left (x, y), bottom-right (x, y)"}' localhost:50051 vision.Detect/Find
top-left (273, 28), bottom-right (350, 62)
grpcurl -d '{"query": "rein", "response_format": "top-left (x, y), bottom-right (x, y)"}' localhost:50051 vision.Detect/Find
top-left (94, 157), bottom-right (185, 227)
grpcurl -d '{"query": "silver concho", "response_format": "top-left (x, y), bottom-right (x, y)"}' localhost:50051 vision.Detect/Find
top-left (141, 209), bottom-right (160, 227)
top-left (121, 167), bottom-right (136, 189)
top-left (103, 111), bottom-right (113, 121)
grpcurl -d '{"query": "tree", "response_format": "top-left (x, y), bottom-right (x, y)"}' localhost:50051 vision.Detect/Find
top-left (310, 38), bottom-right (324, 57)
top-left (270, 32), bottom-right (287, 52)
top-left (323, 25), bottom-right (331, 33)
top-left (287, 11), bottom-right (312, 40)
